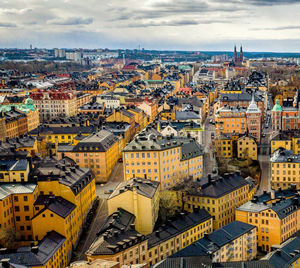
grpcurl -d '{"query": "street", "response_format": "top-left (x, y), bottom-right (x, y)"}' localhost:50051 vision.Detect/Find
top-left (74, 162), bottom-right (124, 260)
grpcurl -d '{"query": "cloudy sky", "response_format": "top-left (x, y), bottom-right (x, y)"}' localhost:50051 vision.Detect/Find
top-left (1, 0), bottom-right (300, 51)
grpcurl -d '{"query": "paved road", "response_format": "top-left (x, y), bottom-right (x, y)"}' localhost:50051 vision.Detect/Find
top-left (202, 111), bottom-right (217, 176)
top-left (256, 154), bottom-right (271, 195)
top-left (75, 162), bottom-right (124, 260)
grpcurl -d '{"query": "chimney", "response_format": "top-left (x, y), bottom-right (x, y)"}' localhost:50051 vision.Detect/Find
top-left (208, 173), bottom-right (212, 183)
top-left (0, 259), bottom-right (10, 268)
top-left (155, 230), bottom-right (160, 237)
top-left (31, 246), bottom-right (39, 253)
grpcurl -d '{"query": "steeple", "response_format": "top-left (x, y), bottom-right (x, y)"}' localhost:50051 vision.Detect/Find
top-left (247, 93), bottom-right (261, 114)
top-left (234, 45), bottom-right (237, 63)
top-left (240, 45), bottom-right (243, 62)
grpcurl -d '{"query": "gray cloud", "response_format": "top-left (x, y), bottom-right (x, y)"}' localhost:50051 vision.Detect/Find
top-left (0, 22), bottom-right (17, 27)
top-left (252, 25), bottom-right (300, 30)
top-left (47, 17), bottom-right (93, 25)
top-left (123, 18), bottom-right (232, 28)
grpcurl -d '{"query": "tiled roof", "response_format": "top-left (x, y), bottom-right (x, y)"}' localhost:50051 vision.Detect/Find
top-left (0, 183), bottom-right (37, 200)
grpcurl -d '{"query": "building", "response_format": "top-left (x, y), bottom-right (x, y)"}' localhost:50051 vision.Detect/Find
top-left (0, 183), bottom-right (38, 244)
top-left (174, 172), bottom-right (251, 230)
top-left (270, 148), bottom-right (300, 190)
top-left (235, 194), bottom-right (300, 252)
top-left (261, 237), bottom-right (300, 268)
top-left (270, 130), bottom-right (300, 154)
top-left (54, 48), bottom-right (66, 58)
top-left (108, 178), bottom-right (160, 235)
top-left (86, 208), bottom-right (213, 267)
top-left (0, 159), bottom-right (29, 182)
top-left (237, 135), bottom-right (258, 160)
top-left (30, 89), bottom-right (77, 120)
top-left (214, 133), bottom-right (239, 158)
top-left (246, 95), bottom-right (262, 141)
top-left (123, 131), bottom-right (204, 190)
top-left (170, 221), bottom-right (257, 262)
top-left (97, 95), bottom-right (120, 109)
top-left (57, 130), bottom-right (120, 183)
top-left (0, 231), bottom-right (67, 268)
top-left (31, 157), bottom-right (97, 261)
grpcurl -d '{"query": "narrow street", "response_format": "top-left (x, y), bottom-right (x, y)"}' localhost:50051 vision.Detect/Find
top-left (74, 162), bottom-right (124, 260)
top-left (256, 154), bottom-right (271, 195)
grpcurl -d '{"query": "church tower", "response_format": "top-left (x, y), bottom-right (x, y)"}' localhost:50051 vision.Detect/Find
top-left (234, 45), bottom-right (237, 63)
top-left (240, 45), bottom-right (243, 62)
top-left (246, 94), bottom-right (262, 142)
top-left (272, 99), bottom-right (282, 131)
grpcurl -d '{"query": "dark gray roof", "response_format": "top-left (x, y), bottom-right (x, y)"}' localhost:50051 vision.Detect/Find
top-left (32, 157), bottom-right (95, 195)
top-left (0, 159), bottom-right (28, 171)
top-left (87, 208), bottom-right (146, 256)
top-left (220, 93), bottom-right (263, 102)
top-left (0, 231), bottom-right (66, 267)
top-left (270, 148), bottom-right (300, 163)
top-left (59, 130), bottom-right (119, 152)
top-left (148, 209), bottom-right (212, 248)
top-left (213, 260), bottom-right (275, 268)
top-left (108, 178), bottom-right (159, 199)
top-left (34, 195), bottom-right (76, 219)
top-left (171, 221), bottom-right (255, 258)
top-left (266, 237), bottom-right (300, 268)
top-left (173, 172), bottom-right (248, 198)
top-left (29, 125), bottom-right (98, 135)
top-left (153, 256), bottom-right (212, 268)
top-left (175, 111), bottom-right (200, 121)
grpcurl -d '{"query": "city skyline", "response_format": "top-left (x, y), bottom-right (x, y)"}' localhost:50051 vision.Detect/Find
top-left (1, 0), bottom-right (300, 52)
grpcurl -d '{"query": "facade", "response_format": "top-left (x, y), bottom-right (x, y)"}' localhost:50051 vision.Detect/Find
top-left (235, 194), bottom-right (300, 252)
top-left (30, 89), bottom-right (77, 120)
top-left (178, 172), bottom-right (251, 230)
top-left (123, 131), bottom-right (204, 190)
top-left (246, 95), bottom-right (262, 142)
top-left (57, 130), bottom-right (120, 183)
top-left (108, 178), bottom-right (160, 235)
top-left (171, 221), bottom-right (257, 262)
top-left (0, 159), bottom-right (29, 183)
top-left (86, 208), bottom-right (213, 267)
top-left (270, 148), bottom-right (300, 190)
top-left (237, 135), bottom-right (258, 160)
top-left (270, 130), bottom-right (300, 154)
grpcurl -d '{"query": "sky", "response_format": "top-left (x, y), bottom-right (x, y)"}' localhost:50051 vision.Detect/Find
top-left (1, 0), bottom-right (300, 51)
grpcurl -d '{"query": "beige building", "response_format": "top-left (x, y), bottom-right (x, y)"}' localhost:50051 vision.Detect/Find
top-left (108, 178), bottom-right (160, 235)
top-left (30, 89), bottom-right (77, 120)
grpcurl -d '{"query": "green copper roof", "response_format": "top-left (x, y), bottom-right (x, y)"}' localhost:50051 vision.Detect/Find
top-left (272, 99), bottom-right (282, 112)
top-left (0, 98), bottom-right (36, 114)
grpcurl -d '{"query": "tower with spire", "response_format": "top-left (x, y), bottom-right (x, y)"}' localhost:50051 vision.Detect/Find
top-left (240, 45), bottom-right (243, 62)
top-left (234, 45), bottom-right (237, 63)
top-left (246, 93), bottom-right (262, 142)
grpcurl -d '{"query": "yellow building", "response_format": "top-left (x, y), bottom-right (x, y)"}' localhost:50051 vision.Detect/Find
top-left (58, 130), bottom-right (120, 183)
top-left (0, 159), bottom-right (30, 183)
top-left (108, 178), bottom-right (160, 235)
top-left (215, 134), bottom-right (235, 158)
top-left (235, 194), bottom-right (300, 252)
top-left (29, 125), bottom-right (98, 146)
top-left (271, 131), bottom-right (300, 154)
top-left (178, 172), bottom-right (251, 230)
top-left (31, 157), bottom-right (97, 262)
top-left (270, 148), bottom-right (300, 190)
top-left (0, 183), bottom-right (38, 244)
top-left (0, 231), bottom-right (68, 268)
top-left (170, 221), bottom-right (257, 262)
top-left (237, 135), bottom-right (258, 160)
top-left (86, 208), bottom-right (213, 267)
top-left (123, 132), bottom-right (204, 190)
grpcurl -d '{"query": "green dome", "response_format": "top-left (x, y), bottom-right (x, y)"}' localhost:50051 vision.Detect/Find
top-left (272, 99), bottom-right (282, 112)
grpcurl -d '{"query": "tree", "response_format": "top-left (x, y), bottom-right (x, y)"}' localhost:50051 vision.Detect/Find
top-left (0, 228), bottom-right (21, 249)
top-left (158, 191), bottom-right (181, 224)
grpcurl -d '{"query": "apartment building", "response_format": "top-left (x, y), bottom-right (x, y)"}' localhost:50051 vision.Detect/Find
top-left (123, 131), bottom-right (204, 190)
top-left (237, 135), bottom-right (258, 161)
top-left (0, 159), bottom-right (29, 183)
top-left (0, 231), bottom-right (68, 268)
top-left (270, 148), bottom-right (300, 190)
top-left (86, 208), bottom-right (213, 267)
top-left (270, 130), bottom-right (300, 154)
top-left (235, 194), bottom-right (300, 252)
top-left (178, 172), bottom-right (251, 230)
top-left (30, 89), bottom-right (77, 120)
top-left (57, 130), bottom-right (120, 183)
top-left (108, 178), bottom-right (160, 235)
top-left (170, 221), bottom-right (257, 262)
